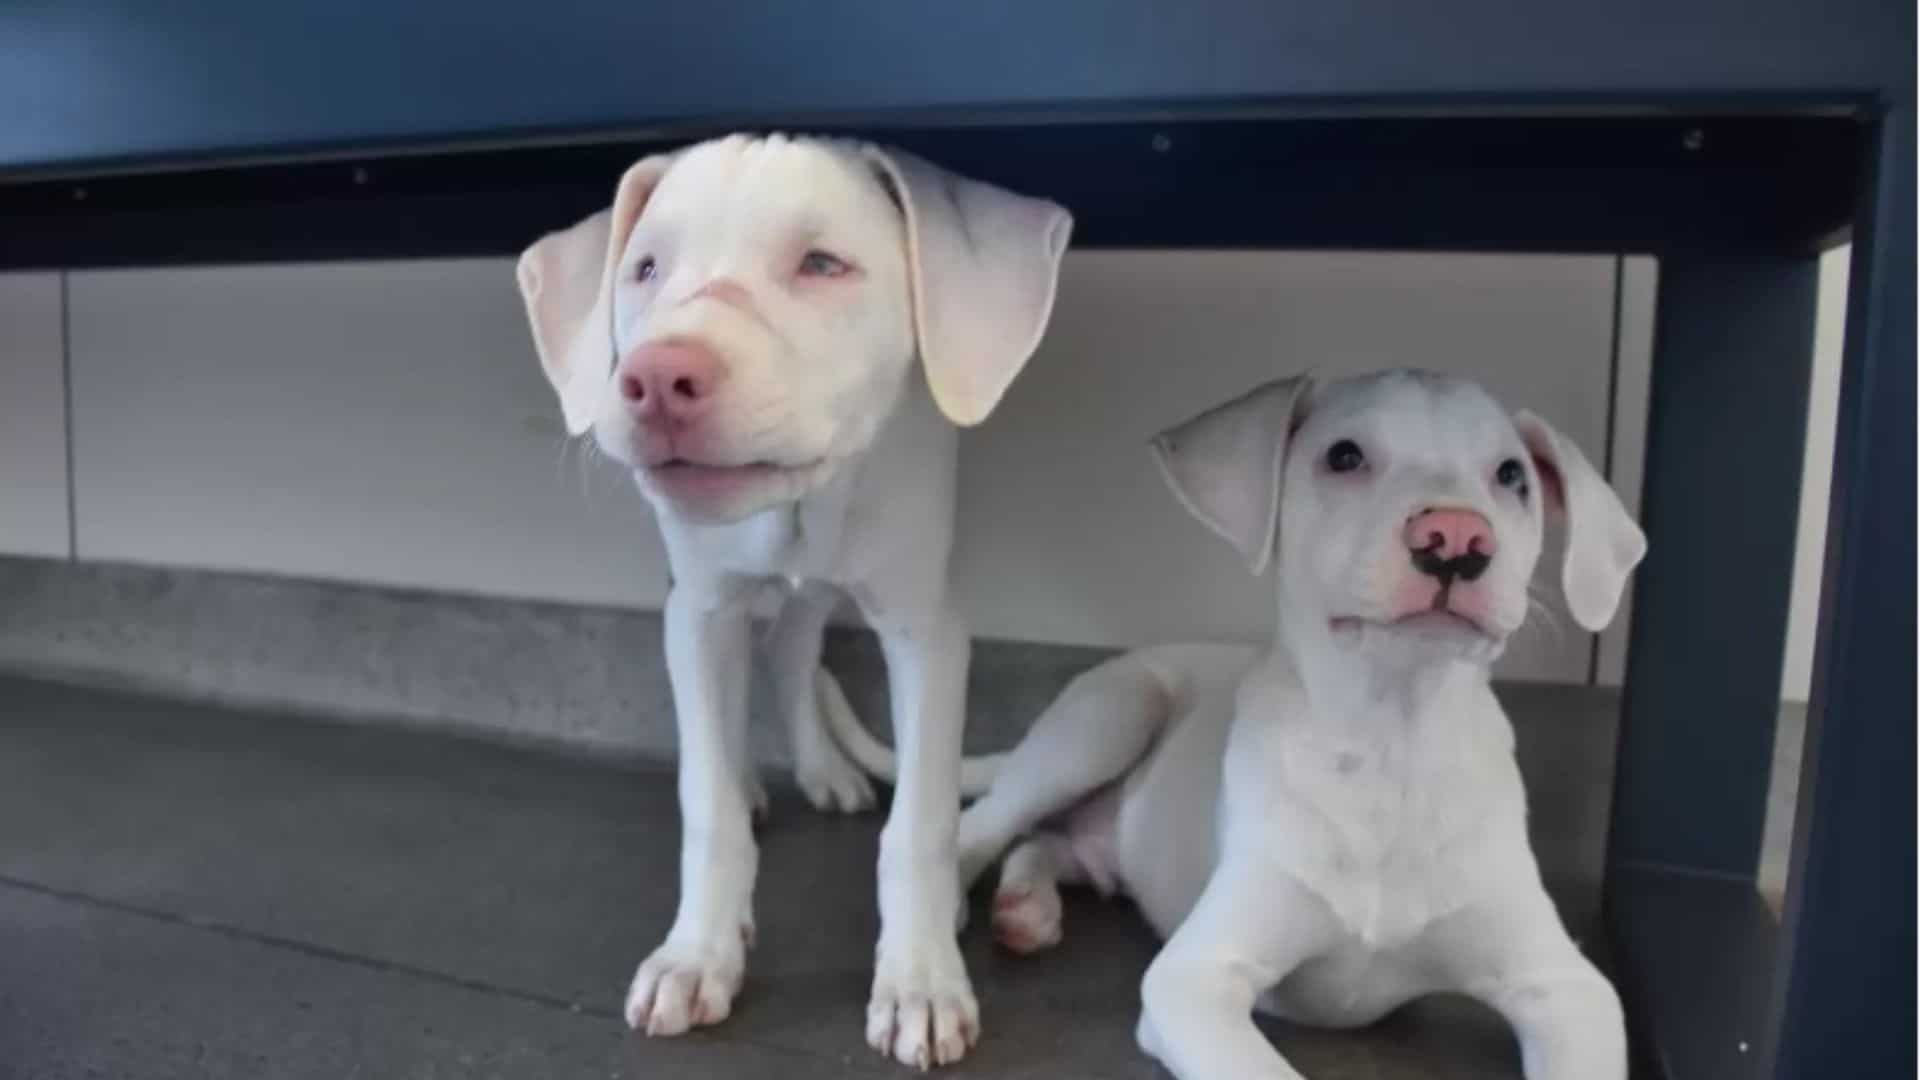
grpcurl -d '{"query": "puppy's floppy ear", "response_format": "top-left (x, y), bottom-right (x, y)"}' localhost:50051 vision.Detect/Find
top-left (515, 154), bottom-right (673, 434)
top-left (1151, 375), bottom-right (1314, 576)
top-left (1514, 411), bottom-right (1647, 632)
top-left (861, 145), bottom-right (1073, 426)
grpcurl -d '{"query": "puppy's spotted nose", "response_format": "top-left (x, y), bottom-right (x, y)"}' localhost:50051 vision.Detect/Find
top-left (1405, 508), bottom-right (1495, 583)
top-left (617, 341), bottom-right (725, 424)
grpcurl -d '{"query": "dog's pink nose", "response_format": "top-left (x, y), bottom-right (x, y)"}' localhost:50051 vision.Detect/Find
top-left (1405, 508), bottom-right (1496, 563)
top-left (617, 341), bottom-right (723, 422)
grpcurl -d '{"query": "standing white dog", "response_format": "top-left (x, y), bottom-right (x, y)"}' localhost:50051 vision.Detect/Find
top-left (949, 370), bottom-right (1644, 1079)
top-left (515, 134), bottom-right (1070, 1068)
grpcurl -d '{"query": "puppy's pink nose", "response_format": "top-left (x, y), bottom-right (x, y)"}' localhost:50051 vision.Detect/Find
top-left (1405, 508), bottom-right (1496, 559)
top-left (616, 341), bottom-right (724, 422)
top-left (1405, 508), bottom-right (1496, 565)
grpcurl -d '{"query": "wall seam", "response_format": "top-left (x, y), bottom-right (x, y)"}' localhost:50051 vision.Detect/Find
top-left (1588, 254), bottom-right (1625, 686)
top-left (60, 272), bottom-right (77, 562)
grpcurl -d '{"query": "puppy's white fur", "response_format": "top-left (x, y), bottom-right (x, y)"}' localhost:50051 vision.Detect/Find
top-left (955, 371), bottom-right (1645, 1079)
top-left (516, 134), bottom-right (1070, 1068)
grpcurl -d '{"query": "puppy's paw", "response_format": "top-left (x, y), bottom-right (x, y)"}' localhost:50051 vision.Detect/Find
top-left (991, 882), bottom-right (1063, 955)
top-left (624, 926), bottom-right (750, 1036)
top-left (866, 934), bottom-right (979, 1069)
top-left (793, 741), bottom-right (876, 815)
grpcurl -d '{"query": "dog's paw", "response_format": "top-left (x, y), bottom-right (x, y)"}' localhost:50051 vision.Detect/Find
top-left (624, 927), bottom-right (750, 1036)
top-left (793, 741), bottom-right (876, 814)
top-left (991, 882), bottom-right (1063, 955)
top-left (866, 934), bottom-right (979, 1069)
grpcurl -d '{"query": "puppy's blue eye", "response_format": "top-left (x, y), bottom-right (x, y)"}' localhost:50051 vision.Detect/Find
top-left (1325, 440), bottom-right (1365, 473)
top-left (634, 256), bottom-right (657, 283)
top-left (798, 250), bottom-right (852, 278)
top-left (1496, 458), bottom-right (1528, 495)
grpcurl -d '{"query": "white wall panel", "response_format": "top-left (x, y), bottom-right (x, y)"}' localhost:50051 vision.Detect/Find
top-left (0, 273), bottom-right (70, 559)
top-left (1595, 257), bottom-right (1657, 687)
top-left (68, 252), bottom-right (1623, 682)
top-left (69, 261), bottom-right (667, 608)
top-left (1780, 246), bottom-right (1851, 703)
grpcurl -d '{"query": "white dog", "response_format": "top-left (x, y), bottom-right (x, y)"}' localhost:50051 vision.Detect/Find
top-left (943, 370), bottom-right (1644, 1079)
top-left (515, 134), bottom-right (1070, 1068)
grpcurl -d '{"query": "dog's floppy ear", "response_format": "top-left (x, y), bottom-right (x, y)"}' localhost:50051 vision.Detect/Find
top-left (1151, 376), bottom-right (1314, 576)
top-left (862, 146), bottom-right (1072, 426)
top-left (515, 155), bottom-right (673, 434)
top-left (1514, 411), bottom-right (1647, 632)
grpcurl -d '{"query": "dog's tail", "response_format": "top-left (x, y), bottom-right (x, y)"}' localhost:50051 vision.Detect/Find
top-left (814, 666), bottom-right (1005, 797)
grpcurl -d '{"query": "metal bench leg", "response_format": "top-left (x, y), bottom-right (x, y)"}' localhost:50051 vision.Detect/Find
top-left (1768, 104), bottom-right (1916, 1080)
top-left (1606, 250), bottom-right (1817, 1079)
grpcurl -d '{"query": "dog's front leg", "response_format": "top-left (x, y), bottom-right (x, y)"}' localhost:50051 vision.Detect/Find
top-left (624, 580), bottom-right (759, 1037)
top-left (1138, 858), bottom-right (1338, 1080)
top-left (1489, 967), bottom-right (1626, 1080)
top-left (768, 580), bottom-right (876, 814)
top-left (864, 607), bottom-right (977, 1069)
top-left (1435, 893), bottom-right (1627, 1080)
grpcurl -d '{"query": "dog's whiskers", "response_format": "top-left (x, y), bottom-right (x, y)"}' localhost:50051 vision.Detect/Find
top-left (551, 434), bottom-right (612, 500)
top-left (1520, 585), bottom-right (1567, 647)
top-left (580, 438), bottom-right (599, 498)
top-left (580, 437), bottom-right (612, 496)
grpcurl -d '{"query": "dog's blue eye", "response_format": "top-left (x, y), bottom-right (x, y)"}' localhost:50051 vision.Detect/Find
top-left (1325, 440), bottom-right (1365, 473)
top-left (1496, 458), bottom-right (1528, 494)
top-left (634, 256), bottom-right (657, 283)
top-left (798, 250), bottom-right (852, 278)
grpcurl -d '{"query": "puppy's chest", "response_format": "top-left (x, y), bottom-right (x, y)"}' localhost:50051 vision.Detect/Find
top-left (1250, 724), bottom-right (1524, 947)
top-left (687, 493), bottom-right (860, 581)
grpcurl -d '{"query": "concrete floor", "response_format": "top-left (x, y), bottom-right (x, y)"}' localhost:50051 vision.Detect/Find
top-left (0, 677), bottom-right (1552, 1079)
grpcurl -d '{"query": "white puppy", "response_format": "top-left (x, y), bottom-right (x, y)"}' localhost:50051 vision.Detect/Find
top-left (515, 134), bottom-right (1070, 1068)
top-left (949, 370), bottom-right (1645, 1079)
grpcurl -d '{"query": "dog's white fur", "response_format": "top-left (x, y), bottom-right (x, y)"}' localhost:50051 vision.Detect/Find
top-left (516, 134), bottom-right (1070, 1068)
top-left (954, 371), bottom-right (1646, 1079)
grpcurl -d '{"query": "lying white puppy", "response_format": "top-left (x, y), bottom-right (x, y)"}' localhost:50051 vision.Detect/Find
top-left (950, 370), bottom-right (1644, 1079)
top-left (515, 134), bottom-right (1070, 1068)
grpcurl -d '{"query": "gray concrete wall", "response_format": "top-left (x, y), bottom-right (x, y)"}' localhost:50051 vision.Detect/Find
top-left (0, 555), bottom-right (1102, 766)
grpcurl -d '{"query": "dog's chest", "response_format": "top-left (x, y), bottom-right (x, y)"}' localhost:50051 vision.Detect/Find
top-left (665, 484), bottom-right (859, 583)
top-left (1252, 715), bottom-right (1525, 948)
